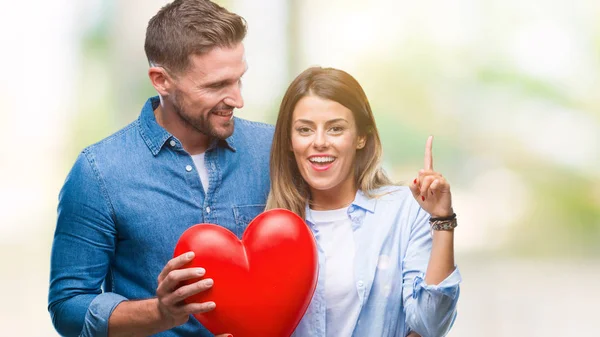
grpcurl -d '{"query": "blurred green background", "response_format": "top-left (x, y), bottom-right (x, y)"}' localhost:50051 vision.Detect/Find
top-left (1, 0), bottom-right (598, 335)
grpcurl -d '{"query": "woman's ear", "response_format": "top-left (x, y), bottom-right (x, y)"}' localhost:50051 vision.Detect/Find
top-left (356, 136), bottom-right (366, 149)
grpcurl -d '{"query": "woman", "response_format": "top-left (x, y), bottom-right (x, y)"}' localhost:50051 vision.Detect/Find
top-left (267, 67), bottom-right (461, 337)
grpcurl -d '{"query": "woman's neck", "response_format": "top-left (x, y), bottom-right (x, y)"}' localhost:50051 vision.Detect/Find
top-left (309, 182), bottom-right (358, 211)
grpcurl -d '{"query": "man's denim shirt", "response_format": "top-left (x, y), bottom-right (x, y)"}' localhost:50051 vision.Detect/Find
top-left (48, 97), bottom-right (274, 337)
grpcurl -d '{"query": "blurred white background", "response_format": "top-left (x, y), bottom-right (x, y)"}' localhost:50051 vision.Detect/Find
top-left (1, 0), bottom-right (599, 335)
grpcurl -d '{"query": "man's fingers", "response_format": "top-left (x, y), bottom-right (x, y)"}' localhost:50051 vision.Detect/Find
top-left (424, 135), bottom-right (433, 171)
top-left (158, 252), bottom-right (195, 283)
top-left (160, 278), bottom-right (213, 309)
top-left (157, 267), bottom-right (207, 296)
top-left (169, 278), bottom-right (214, 304)
top-left (183, 300), bottom-right (217, 315)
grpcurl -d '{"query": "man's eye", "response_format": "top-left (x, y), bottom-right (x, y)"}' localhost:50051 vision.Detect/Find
top-left (209, 82), bottom-right (227, 89)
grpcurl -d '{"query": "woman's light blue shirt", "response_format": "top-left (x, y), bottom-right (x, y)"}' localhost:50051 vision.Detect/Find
top-left (293, 186), bottom-right (461, 337)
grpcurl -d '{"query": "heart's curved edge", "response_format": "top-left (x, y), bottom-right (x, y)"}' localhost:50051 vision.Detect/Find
top-left (173, 223), bottom-right (242, 259)
top-left (245, 208), bottom-right (306, 230)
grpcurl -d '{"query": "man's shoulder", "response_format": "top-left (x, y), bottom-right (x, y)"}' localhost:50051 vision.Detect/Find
top-left (234, 117), bottom-right (274, 132)
top-left (64, 119), bottom-right (142, 187)
top-left (81, 119), bottom-right (141, 157)
top-left (232, 117), bottom-right (274, 145)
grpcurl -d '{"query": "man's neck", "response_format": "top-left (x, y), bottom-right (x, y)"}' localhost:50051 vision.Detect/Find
top-left (154, 104), bottom-right (210, 155)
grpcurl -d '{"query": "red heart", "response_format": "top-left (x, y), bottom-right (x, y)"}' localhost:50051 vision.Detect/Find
top-left (173, 208), bottom-right (318, 337)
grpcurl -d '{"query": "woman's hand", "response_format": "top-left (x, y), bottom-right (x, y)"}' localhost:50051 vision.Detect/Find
top-left (409, 136), bottom-right (453, 218)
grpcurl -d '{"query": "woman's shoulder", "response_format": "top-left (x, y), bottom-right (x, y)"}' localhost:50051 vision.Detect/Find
top-left (361, 185), bottom-right (421, 211)
top-left (367, 185), bottom-right (412, 200)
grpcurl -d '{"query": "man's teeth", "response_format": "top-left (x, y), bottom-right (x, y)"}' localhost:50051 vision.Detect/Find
top-left (213, 110), bottom-right (233, 116)
top-left (310, 156), bottom-right (335, 163)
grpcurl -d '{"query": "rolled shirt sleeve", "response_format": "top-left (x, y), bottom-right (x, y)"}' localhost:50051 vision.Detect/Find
top-left (80, 292), bottom-right (128, 337)
top-left (413, 268), bottom-right (461, 299)
top-left (48, 151), bottom-right (124, 336)
top-left (408, 268), bottom-right (461, 336)
top-left (402, 206), bottom-right (461, 337)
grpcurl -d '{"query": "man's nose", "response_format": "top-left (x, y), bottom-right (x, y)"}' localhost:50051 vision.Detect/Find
top-left (223, 83), bottom-right (244, 109)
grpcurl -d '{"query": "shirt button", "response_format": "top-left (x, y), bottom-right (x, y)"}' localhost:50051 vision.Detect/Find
top-left (185, 165), bottom-right (193, 172)
top-left (169, 140), bottom-right (176, 147)
top-left (206, 206), bottom-right (211, 213)
top-left (357, 281), bottom-right (364, 288)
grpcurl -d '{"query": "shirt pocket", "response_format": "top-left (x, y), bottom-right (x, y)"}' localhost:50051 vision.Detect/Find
top-left (232, 204), bottom-right (266, 237)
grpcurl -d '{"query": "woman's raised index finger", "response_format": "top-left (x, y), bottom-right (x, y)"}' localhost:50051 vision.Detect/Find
top-left (424, 135), bottom-right (434, 170)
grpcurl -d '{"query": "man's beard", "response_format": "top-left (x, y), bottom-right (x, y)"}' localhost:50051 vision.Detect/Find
top-left (172, 93), bottom-right (235, 140)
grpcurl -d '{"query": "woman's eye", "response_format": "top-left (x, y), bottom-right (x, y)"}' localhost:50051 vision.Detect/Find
top-left (297, 127), bottom-right (312, 134)
top-left (329, 126), bottom-right (344, 133)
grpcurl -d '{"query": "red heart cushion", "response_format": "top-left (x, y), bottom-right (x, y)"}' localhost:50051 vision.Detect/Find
top-left (173, 208), bottom-right (318, 337)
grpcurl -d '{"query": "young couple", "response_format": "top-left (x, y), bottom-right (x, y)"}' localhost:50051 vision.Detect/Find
top-left (48, 1), bottom-right (460, 336)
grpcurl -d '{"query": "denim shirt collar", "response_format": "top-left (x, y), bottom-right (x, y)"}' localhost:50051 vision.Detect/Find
top-left (138, 96), bottom-right (236, 156)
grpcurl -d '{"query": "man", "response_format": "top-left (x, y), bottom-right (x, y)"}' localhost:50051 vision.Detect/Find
top-left (48, 1), bottom-right (273, 336)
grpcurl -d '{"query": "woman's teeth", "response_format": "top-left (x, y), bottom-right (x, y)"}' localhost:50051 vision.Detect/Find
top-left (309, 156), bottom-right (335, 164)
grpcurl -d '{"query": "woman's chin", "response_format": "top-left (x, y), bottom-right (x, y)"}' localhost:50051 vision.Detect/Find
top-left (306, 180), bottom-right (337, 193)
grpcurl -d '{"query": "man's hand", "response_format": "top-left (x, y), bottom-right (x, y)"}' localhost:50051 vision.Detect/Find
top-left (156, 251), bottom-right (217, 328)
top-left (108, 252), bottom-right (233, 336)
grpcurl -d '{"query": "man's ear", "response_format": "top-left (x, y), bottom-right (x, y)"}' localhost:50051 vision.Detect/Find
top-left (148, 66), bottom-right (173, 96)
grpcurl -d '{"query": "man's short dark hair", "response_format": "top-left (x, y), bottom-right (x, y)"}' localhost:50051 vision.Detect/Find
top-left (145, 0), bottom-right (247, 74)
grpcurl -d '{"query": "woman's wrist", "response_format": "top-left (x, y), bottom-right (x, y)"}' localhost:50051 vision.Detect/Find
top-left (429, 208), bottom-right (454, 219)
top-left (429, 212), bottom-right (457, 231)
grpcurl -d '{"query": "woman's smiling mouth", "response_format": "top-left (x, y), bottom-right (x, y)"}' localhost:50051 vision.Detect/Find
top-left (308, 155), bottom-right (336, 171)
